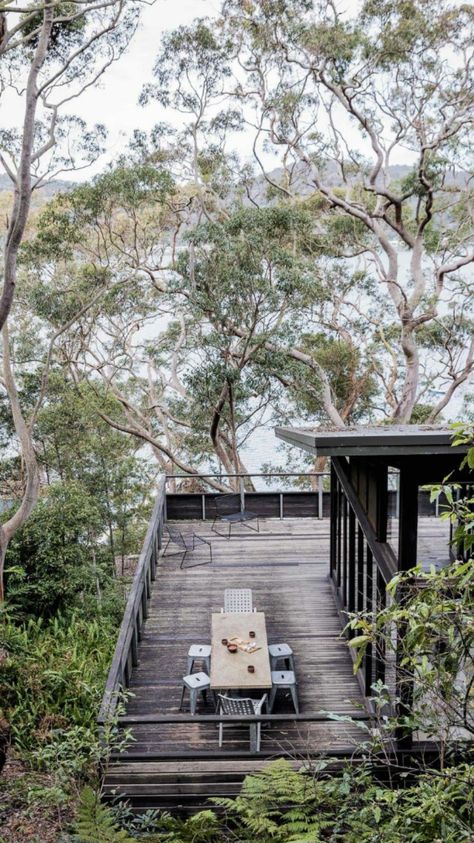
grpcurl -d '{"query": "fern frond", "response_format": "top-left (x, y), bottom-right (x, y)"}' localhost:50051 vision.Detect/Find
top-left (74, 786), bottom-right (135, 843)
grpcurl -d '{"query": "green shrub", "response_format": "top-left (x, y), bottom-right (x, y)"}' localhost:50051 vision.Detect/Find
top-left (4, 481), bottom-right (111, 619)
top-left (0, 611), bottom-right (118, 753)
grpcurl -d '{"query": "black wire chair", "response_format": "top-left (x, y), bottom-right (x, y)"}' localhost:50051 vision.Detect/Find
top-left (211, 493), bottom-right (259, 539)
top-left (162, 524), bottom-right (212, 569)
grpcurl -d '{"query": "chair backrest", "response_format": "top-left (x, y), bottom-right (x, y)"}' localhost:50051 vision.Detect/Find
top-left (224, 588), bottom-right (253, 613)
top-left (214, 493), bottom-right (241, 516)
top-left (218, 694), bottom-right (255, 716)
top-left (166, 524), bottom-right (186, 548)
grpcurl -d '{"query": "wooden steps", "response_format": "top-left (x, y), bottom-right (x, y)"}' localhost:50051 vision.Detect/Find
top-left (104, 759), bottom-right (283, 812)
top-left (103, 757), bottom-right (354, 813)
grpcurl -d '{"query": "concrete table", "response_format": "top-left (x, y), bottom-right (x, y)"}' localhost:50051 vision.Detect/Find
top-left (210, 612), bottom-right (272, 690)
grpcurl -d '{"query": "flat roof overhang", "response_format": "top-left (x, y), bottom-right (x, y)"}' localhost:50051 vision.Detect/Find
top-left (275, 425), bottom-right (469, 458)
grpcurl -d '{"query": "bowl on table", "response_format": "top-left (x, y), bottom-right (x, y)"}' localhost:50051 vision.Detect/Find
top-left (226, 643), bottom-right (238, 654)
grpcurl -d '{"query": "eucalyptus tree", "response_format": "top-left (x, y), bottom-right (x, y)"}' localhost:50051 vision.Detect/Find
top-left (139, 17), bottom-right (244, 224)
top-left (216, 0), bottom-right (474, 423)
top-left (19, 164), bottom-right (237, 488)
top-left (23, 155), bottom-right (384, 484)
top-left (33, 373), bottom-right (156, 570)
top-left (0, 0), bottom-right (142, 600)
top-left (176, 204), bottom-right (379, 434)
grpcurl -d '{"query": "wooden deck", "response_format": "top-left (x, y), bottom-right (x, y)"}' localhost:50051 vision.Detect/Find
top-left (103, 516), bottom-right (451, 811)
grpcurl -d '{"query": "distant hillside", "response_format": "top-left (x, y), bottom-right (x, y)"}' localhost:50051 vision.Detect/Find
top-left (0, 175), bottom-right (75, 199)
top-left (248, 162), bottom-right (468, 205)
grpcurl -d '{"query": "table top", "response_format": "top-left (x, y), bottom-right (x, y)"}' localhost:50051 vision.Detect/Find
top-left (210, 612), bottom-right (272, 690)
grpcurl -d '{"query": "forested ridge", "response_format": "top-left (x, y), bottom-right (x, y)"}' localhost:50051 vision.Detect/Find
top-left (0, 0), bottom-right (473, 839)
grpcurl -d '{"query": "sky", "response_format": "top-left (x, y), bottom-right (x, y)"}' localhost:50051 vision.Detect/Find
top-left (66, 0), bottom-right (216, 176)
top-left (1, 0), bottom-right (218, 181)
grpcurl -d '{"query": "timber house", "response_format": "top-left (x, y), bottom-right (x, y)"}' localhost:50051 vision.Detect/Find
top-left (99, 425), bottom-right (470, 813)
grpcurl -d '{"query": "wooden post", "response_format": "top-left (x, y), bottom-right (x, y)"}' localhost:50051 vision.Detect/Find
top-left (348, 507), bottom-right (356, 620)
top-left (375, 567), bottom-right (386, 685)
top-left (357, 525), bottom-right (364, 613)
top-left (398, 469), bottom-right (419, 572)
top-left (342, 494), bottom-right (348, 606)
top-left (395, 468), bottom-right (418, 749)
top-left (330, 463), bottom-right (337, 580)
top-left (336, 479), bottom-right (342, 588)
top-left (375, 464), bottom-right (388, 542)
top-left (365, 545), bottom-right (373, 695)
top-left (318, 474), bottom-right (323, 519)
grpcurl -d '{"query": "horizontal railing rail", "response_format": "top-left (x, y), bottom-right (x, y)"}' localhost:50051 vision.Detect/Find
top-left (98, 476), bottom-right (166, 726)
top-left (114, 712), bottom-right (371, 724)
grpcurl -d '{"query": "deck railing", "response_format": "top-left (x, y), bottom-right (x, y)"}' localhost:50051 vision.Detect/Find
top-left (164, 471), bottom-right (445, 522)
top-left (98, 476), bottom-right (166, 727)
top-left (165, 472), bottom-right (329, 520)
top-left (330, 458), bottom-right (397, 702)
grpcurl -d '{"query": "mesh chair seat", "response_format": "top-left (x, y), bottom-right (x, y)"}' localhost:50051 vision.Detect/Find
top-left (221, 510), bottom-right (258, 523)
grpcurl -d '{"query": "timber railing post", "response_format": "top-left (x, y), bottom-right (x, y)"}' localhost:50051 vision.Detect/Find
top-left (239, 475), bottom-right (245, 512)
top-left (318, 473), bottom-right (323, 519)
top-left (329, 464), bottom-right (337, 581)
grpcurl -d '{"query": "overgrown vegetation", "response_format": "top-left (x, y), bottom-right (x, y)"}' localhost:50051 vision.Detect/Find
top-left (0, 0), bottom-right (473, 838)
top-left (0, 393), bottom-right (151, 839)
top-left (70, 758), bottom-right (474, 842)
